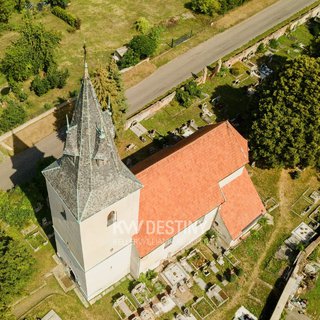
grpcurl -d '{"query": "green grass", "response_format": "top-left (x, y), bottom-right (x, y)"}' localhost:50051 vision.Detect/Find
top-left (301, 276), bottom-right (320, 319)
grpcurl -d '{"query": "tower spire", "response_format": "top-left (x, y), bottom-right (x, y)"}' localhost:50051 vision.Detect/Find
top-left (83, 43), bottom-right (89, 78)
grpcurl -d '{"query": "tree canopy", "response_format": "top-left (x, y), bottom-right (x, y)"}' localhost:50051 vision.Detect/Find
top-left (91, 59), bottom-right (128, 139)
top-left (1, 20), bottom-right (61, 83)
top-left (0, 0), bottom-right (14, 23)
top-left (128, 34), bottom-right (158, 59)
top-left (0, 229), bottom-right (35, 318)
top-left (190, 0), bottom-right (221, 16)
top-left (249, 55), bottom-right (320, 169)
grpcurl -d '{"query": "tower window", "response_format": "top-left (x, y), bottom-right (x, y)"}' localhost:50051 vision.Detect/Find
top-left (107, 211), bottom-right (117, 226)
top-left (61, 210), bottom-right (67, 220)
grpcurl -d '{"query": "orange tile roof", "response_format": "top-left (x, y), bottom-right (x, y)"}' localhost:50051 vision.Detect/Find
top-left (132, 121), bottom-right (250, 257)
top-left (219, 168), bottom-right (266, 240)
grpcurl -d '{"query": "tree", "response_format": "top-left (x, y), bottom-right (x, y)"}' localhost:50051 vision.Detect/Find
top-left (0, 229), bottom-right (35, 317)
top-left (0, 99), bottom-right (27, 134)
top-left (1, 20), bottom-right (61, 83)
top-left (309, 36), bottom-right (320, 58)
top-left (0, 0), bottom-right (14, 23)
top-left (92, 59), bottom-right (128, 138)
top-left (190, 0), bottom-right (221, 16)
top-left (118, 48), bottom-right (140, 69)
top-left (128, 34), bottom-right (157, 59)
top-left (249, 55), bottom-right (320, 169)
top-left (134, 17), bottom-right (151, 34)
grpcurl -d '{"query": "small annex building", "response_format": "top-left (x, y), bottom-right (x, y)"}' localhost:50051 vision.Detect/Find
top-left (43, 63), bottom-right (265, 302)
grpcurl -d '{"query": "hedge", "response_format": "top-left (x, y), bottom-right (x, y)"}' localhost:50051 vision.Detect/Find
top-left (51, 6), bottom-right (81, 29)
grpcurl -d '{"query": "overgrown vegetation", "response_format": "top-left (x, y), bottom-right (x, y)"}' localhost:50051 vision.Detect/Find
top-left (249, 55), bottom-right (320, 169)
top-left (176, 80), bottom-right (201, 107)
top-left (0, 98), bottom-right (27, 134)
top-left (0, 228), bottom-right (35, 319)
top-left (189, 0), bottom-right (249, 16)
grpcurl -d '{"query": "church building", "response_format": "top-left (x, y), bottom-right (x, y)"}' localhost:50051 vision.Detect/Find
top-left (43, 63), bottom-right (265, 302)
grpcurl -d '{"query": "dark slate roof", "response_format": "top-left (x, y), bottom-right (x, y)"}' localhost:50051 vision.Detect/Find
top-left (43, 63), bottom-right (142, 221)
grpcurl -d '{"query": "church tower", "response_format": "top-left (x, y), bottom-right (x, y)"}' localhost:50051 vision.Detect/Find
top-left (43, 61), bottom-right (142, 301)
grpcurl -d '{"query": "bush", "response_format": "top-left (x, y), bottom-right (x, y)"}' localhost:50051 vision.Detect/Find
top-left (176, 80), bottom-right (201, 107)
top-left (47, 68), bottom-right (69, 88)
top-left (10, 81), bottom-right (28, 102)
top-left (185, 80), bottom-right (201, 97)
top-left (51, 6), bottom-right (81, 29)
top-left (30, 76), bottom-right (50, 96)
top-left (290, 170), bottom-right (301, 180)
top-left (269, 38), bottom-right (279, 49)
top-left (0, 100), bottom-right (27, 134)
top-left (50, 0), bottom-right (68, 8)
top-left (43, 103), bottom-right (53, 110)
top-left (176, 88), bottom-right (192, 107)
top-left (190, 0), bottom-right (221, 16)
top-left (256, 42), bottom-right (266, 54)
top-left (128, 34), bottom-right (157, 59)
top-left (134, 17), bottom-right (151, 34)
top-left (235, 267), bottom-right (244, 277)
top-left (118, 48), bottom-right (140, 69)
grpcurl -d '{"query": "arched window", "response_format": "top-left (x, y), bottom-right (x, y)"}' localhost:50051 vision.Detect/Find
top-left (107, 211), bottom-right (117, 226)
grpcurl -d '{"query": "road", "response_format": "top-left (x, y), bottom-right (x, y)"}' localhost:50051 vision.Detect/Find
top-left (0, 0), bottom-right (317, 190)
top-left (126, 0), bottom-right (317, 116)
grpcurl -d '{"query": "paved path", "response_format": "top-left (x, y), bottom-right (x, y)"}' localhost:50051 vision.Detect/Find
top-left (0, 0), bottom-right (317, 190)
top-left (126, 0), bottom-right (317, 116)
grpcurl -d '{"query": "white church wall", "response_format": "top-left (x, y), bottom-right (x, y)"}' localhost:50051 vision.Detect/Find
top-left (55, 230), bottom-right (87, 295)
top-left (218, 166), bottom-right (244, 188)
top-left (213, 210), bottom-right (233, 246)
top-left (130, 243), bottom-right (141, 279)
top-left (84, 243), bottom-right (133, 301)
top-left (138, 207), bottom-right (218, 274)
top-left (46, 181), bottom-right (84, 267)
top-left (80, 189), bottom-right (140, 271)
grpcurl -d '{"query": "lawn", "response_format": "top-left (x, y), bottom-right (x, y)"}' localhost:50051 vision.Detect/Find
top-left (192, 297), bottom-right (215, 319)
top-left (301, 275), bottom-right (320, 319)
top-left (0, 0), bottom-right (281, 124)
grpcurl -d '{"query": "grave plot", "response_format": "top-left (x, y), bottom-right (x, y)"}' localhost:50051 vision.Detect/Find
top-left (25, 230), bottom-right (48, 251)
top-left (113, 295), bottom-right (136, 320)
top-left (224, 250), bottom-right (240, 267)
top-left (187, 249), bottom-right (208, 270)
top-left (192, 297), bottom-right (215, 319)
top-left (131, 283), bottom-right (152, 307)
top-left (206, 284), bottom-right (229, 307)
top-left (291, 188), bottom-right (314, 217)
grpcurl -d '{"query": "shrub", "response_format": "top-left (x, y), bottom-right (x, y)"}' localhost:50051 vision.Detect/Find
top-left (185, 80), bottom-right (201, 97)
top-left (47, 68), bottom-right (69, 88)
top-left (290, 170), bottom-right (301, 180)
top-left (118, 48), bottom-right (140, 69)
top-left (10, 81), bottom-right (28, 102)
top-left (30, 76), bottom-right (50, 96)
top-left (51, 6), bottom-right (81, 29)
top-left (235, 267), bottom-right (244, 277)
top-left (256, 42), bottom-right (266, 54)
top-left (134, 17), bottom-right (151, 34)
top-left (50, 0), bottom-right (68, 8)
top-left (0, 100), bottom-right (26, 134)
top-left (128, 34), bottom-right (157, 59)
top-left (190, 0), bottom-right (220, 16)
top-left (43, 103), bottom-right (53, 110)
top-left (176, 88), bottom-right (192, 107)
top-left (269, 38), bottom-right (279, 49)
